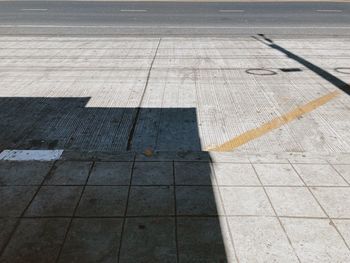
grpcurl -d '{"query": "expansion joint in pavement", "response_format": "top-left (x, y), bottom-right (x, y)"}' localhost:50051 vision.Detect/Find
top-left (126, 38), bottom-right (162, 151)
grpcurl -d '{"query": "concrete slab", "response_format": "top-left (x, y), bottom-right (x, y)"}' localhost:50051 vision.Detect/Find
top-left (177, 217), bottom-right (231, 262)
top-left (253, 163), bottom-right (304, 186)
top-left (58, 218), bottom-right (123, 263)
top-left (293, 164), bottom-right (348, 186)
top-left (228, 216), bottom-right (299, 263)
top-left (76, 186), bottom-right (128, 217)
top-left (0, 218), bottom-right (70, 263)
top-left (281, 218), bottom-right (350, 262)
top-left (0, 35), bottom-right (350, 262)
top-left (25, 186), bottom-right (83, 217)
top-left (0, 161), bottom-right (52, 185)
top-left (127, 186), bottom-right (174, 216)
top-left (311, 187), bottom-right (350, 218)
top-left (118, 217), bottom-right (177, 263)
top-left (87, 162), bottom-right (133, 185)
top-left (44, 161), bottom-right (92, 185)
top-left (0, 186), bottom-right (38, 217)
top-left (213, 163), bottom-right (260, 186)
top-left (220, 187), bottom-right (274, 216)
top-left (265, 187), bottom-right (326, 217)
top-left (0, 152), bottom-right (349, 262)
top-left (0, 37), bottom-right (349, 153)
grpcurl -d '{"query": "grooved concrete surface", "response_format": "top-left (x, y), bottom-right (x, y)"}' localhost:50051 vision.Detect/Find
top-left (1, 36), bottom-right (350, 262)
top-left (1, 36), bottom-right (350, 153)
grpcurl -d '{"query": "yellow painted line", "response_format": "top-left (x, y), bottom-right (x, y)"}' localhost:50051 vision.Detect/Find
top-left (207, 90), bottom-right (341, 152)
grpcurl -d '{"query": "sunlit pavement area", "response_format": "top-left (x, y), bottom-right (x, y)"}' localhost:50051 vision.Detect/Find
top-left (0, 36), bottom-right (350, 262)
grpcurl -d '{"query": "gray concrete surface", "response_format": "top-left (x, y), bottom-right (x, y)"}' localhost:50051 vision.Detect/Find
top-left (1, 151), bottom-right (350, 262)
top-left (1, 4), bottom-right (350, 261)
top-left (0, 35), bottom-right (349, 262)
top-left (0, 36), bottom-right (349, 153)
top-left (0, 1), bottom-right (349, 36)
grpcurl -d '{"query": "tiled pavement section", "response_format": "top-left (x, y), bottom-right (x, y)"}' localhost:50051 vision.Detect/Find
top-left (0, 152), bottom-right (350, 262)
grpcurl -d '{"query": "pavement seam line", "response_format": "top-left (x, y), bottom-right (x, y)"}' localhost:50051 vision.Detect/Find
top-left (250, 162), bottom-right (302, 262)
top-left (207, 90), bottom-right (341, 152)
top-left (0, 160), bottom-right (59, 258)
top-left (54, 161), bottom-right (96, 263)
top-left (288, 161), bottom-right (350, 252)
top-left (126, 38), bottom-right (161, 150)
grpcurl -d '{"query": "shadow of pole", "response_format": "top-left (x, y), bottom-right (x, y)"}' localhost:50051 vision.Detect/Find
top-left (253, 34), bottom-right (350, 95)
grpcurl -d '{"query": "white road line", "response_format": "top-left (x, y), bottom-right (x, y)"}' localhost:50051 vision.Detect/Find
top-left (0, 25), bottom-right (350, 29)
top-left (0, 150), bottom-right (63, 161)
top-left (20, 8), bottom-right (48, 11)
top-left (219, 10), bottom-right (244, 13)
top-left (316, 9), bottom-right (342, 12)
top-left (120, 9), bottom-right (147, 12)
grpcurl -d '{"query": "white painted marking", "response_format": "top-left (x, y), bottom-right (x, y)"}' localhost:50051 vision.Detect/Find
top-left (316, 9), bottom-right (342, 12)
top-left (0, 150), bottom-right (63, 161)
top-left (21, 9), bottom-right (48, 11)
top-left (1, 25), bottom-right (350, 29)
top-left (120, 9), bottom-right (147, 12)
top-left (219, 9), bottom-right (244, 13)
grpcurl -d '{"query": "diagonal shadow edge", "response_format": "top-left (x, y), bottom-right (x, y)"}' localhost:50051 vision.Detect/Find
top-left (254, 34), bottom-right (350, 95)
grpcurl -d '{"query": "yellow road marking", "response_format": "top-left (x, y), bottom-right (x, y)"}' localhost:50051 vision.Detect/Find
top-left (207, 90), bottom-right (341, 152)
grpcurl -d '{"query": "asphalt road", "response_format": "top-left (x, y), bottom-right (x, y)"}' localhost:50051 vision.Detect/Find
top-left (0, 1), bottom-right (349, 36)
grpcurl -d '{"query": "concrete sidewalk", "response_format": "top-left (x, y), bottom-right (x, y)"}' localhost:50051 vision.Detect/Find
top-left (0, 35), bottom-right (350, 262)
top-left (1, 151), bottom-right (350, 262)
top-left (0, 36), bottom-right (349, 153)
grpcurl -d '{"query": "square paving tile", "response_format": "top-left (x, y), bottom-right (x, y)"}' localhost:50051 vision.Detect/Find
top-left (220, 187), bottom-right (274, 216)
top-left (177, 217), bottom-right (230, 262)
top-left (254, 164), bottom-right (304, 186)
top-left (0, 218), bottom-right (70, 263)
top-left (119, 217), bottom-right (176, 263)
top-left (176, 186), bottom-right (222, 216)
top-left (0, 162), bottom-right (52, 185)
top-left (175, 162), bottom-right (214, 185)
top-left (25, 186), bottom-right (83, 216)
top-left (0, 218), bottom-right (17, 250)
top-left (228, 216), bottom-right (299, 263)
top-left (281, 218), bottom-right (350, 262)
top-left (311, 187), bottom-right (350, 218)
top-left (266, 187), bottom-right (325, 217)
top-left (44, 161), bottom-right (92, 185)
top-left (127, 186), bottom-right (174, 216)
top-left (333, 164), bottom-right (350, 184)
top-left (214, 163), bottom-right (260, 186)
top-left (87, 162), bottom-right (132, 185)
top-left (333, 219), bottom-right (350, 246)
top-left (132, 162), bottom-right (173, 185)
top-left (76, 186), bottom-right (128, 217)
top-left (0, 186), bottom-right (38, 217)
top-left (293, 164), bottom-right (348, 186)
top-left (58, 218), bottom-right (123, 263)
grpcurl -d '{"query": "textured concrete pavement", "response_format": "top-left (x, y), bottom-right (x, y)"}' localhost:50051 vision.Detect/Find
top-left (0, 36), bottom-right (349, 153)
top-left (0, 35), bottom-right (350, 262)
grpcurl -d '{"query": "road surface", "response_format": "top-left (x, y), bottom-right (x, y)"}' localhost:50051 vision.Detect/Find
top-left (0, 1), bottom-right (349, 36)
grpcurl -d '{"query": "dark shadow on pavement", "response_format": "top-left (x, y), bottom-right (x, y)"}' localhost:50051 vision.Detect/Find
top-left (254, 34), bottom-right (350, 96)
top-left (0, 97), bottom-right (229, 262)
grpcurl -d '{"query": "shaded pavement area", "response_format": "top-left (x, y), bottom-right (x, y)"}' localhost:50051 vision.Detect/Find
top-left (0, 36), bottom-right (350, 262)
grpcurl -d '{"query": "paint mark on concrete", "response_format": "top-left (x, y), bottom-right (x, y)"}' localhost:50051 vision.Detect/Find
top-left (316, 9), bottom-right (342, 12)
top-left (120, 9), bottom-right (147, 12)
top-left (219, 9), bottom-right (244, 13)
top-left (21, 9), bottom-right (48, 11)
top-left (0, 150), bottom-right (63, 161)
top-left (207, 90), bottom-right (341, 152)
